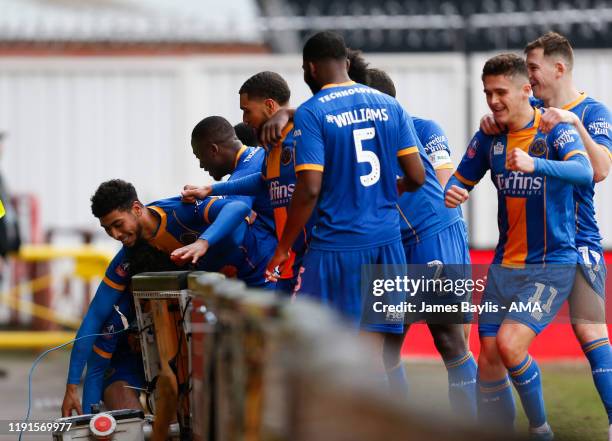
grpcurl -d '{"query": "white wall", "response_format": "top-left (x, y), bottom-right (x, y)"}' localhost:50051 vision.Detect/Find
top-left (0, 51), bottom-right (609, 248)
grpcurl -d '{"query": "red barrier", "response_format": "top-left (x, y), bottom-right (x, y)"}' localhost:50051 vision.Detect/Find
top-left (402, 250), bottom-right (612, 360)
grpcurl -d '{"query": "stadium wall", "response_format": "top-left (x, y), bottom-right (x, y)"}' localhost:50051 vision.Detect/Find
top-left (0, 51), bottom-right (610, 248)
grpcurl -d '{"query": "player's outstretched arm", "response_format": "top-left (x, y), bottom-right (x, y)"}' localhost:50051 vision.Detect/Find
top-left (540, 107), bottom-right (611, 182)
top-left (444, 178), bottom-right (470, 208)
top-left (210, 172), bottom-right (265, 197)
top-left (63, 282), bottom-right (123, 416)
top-left (181, 185), bottom-right (212, 203)
top-left (171, 199), bottom-right (251, 264)
top-left (510, 149), bottom-right (593, 185)
top-left (81, 349), bottom-right (112, 414)
top-left (266, 170), bottom-right (321, 281)
top-left (259, 108), bottom-right (296, 146)
top-left (397, 153), bottom-right (425, 192)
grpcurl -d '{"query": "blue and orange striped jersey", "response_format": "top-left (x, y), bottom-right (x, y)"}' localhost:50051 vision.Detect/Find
top-left (102, 196), bottom-right (270, 289)
top-left (412, 117), bottom-right (454, 171)
top-left (294, 81), bottom-right (420, 250)
top-left (535, 94), bottom-right (612, 255)
top-left (454, 109), bottom-right (587, 266)
top-left (398, 118), bottom-right (462, 245)
top-left (230, 145), bottom-right (276, 237)
top-left (261, 122), bottom-right (314, 279)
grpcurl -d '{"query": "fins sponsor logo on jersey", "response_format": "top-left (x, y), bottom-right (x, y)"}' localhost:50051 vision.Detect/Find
top-left (553, 128), bottom-right (578, 150)
top-left (467, 137), bottom-right (479, 159)
top-left (495, 171), bottom-right (543, 195)
top-left (281, 147), bottom-right (293, 166)
top-left (317, 86), bottom-right (382, 103)
top-left (325, 108), bottom-right (389, 128)
top-left (529, 138), bottom-right (547, 156)
top-left (587, 119), bottom-right (611, 136)
top-left (269, 179), bottom-right (294, 205)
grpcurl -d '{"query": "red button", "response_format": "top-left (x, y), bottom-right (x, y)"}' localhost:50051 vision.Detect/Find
top-left (94, 416), bottom-right (112, 432)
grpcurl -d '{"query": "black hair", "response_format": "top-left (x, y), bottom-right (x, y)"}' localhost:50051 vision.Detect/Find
top-left (347, 48), bottom-right (370, 85)
top-left (366, 68), bottom-right (396, 98)
top-left (239, 71), bottom-right (290, 105)
top-left (303, 31), bottom-right (348, 62)
top-left (91, 179), bottom-right (138, 218)
top-left (125, 241), bottom-right (181, 277)
top-left (191, 116), bottom-right (235, 145)
top-left (234, 122), bottom-right (259, 146)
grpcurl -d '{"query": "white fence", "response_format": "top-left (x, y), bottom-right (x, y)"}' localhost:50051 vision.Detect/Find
top-left (0, 51), bottom-right (610, 249)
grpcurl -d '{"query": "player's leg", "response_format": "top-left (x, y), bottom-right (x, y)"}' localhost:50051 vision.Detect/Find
top-left (103, 381), bottom-right (143, 410)
top-left (381, 328), bottom-right (410, 400)
top-left (569, 263), bottom-right (612, 431)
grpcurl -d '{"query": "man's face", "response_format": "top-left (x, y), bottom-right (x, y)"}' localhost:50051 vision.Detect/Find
top-left (303, 61), bottom-right (320, 94)
top-left (526, 48), bottom-right (559, 102)
top-left (239, 93), bottom-right (273, 132)
top-left (483, 74), bottom-right (531, 127)
top-left (191, 140), bottom-right (227, 181)
top-left (99, 205), bottom-right (143, 247)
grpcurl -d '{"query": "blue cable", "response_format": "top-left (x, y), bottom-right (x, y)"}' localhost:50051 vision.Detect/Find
top-left (19, 327), bottom-right (127, 441)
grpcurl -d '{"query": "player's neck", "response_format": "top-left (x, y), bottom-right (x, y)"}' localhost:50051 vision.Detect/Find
top-left (507, 104), bottom-right (535, 132)
top-left (140, 208), bottom-right (160, 241)
top-left (544, 82), bottom-right (581, 108)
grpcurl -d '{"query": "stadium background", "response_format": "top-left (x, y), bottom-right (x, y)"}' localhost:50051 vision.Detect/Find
top-left (0, 1), bottom-right (611, 438)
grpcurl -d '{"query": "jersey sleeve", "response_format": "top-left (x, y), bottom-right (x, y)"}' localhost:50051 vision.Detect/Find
top-left (453, 131), bottom-right (491, 190)
top-left (396, 105), bottom-right (420, 158)
top-left (583, 103), bottom-right (612, 156)
top-left (548, 123), bottom-right (588, 161)
top-left (102, 248), bottom-right (129, 292)
top-left (419, 119), bottom-right (453, 170)
top-left (294, 106), bottom-right (325, 173)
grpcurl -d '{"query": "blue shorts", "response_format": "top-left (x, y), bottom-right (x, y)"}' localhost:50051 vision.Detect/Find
top-left (296, 240), bottom-right (407, 334)
top-left (403, 221), bottom-right (473, 323)
top-left (576, 246), bottom-right (607, 299)
top-left (479, 264), bottom-right (576, 337)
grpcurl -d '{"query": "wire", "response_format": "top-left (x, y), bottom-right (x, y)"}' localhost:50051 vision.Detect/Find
top-left (19, 327), bottom-right (128, 441)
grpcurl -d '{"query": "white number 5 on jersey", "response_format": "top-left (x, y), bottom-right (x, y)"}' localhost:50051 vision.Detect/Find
top-left (353, 127), bottom-right (380, 187)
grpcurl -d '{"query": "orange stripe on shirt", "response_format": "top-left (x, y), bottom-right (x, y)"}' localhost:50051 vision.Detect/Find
top-left (93, 344), bottom-right (113, 359)
top-left (434, 163), bottom-right (455, 170)
top-left (203, 198), bottom-right (218, 223)
top-left (502, 197), bottom-right (528, 267)
top-left (563, 150), bottom-right (589, 161)
top-left (453, 172), bottom-right (478, 187)
top-left (103, 276), bottom-right (126, 291)
top-left (234, 145), bottom-right (248, 168)
top-left (397, 146), bottom-right (418, 157)
top-left (295, 164), bottom-right (324, 173)
top-left (147, 206), bottom-right (185, 253)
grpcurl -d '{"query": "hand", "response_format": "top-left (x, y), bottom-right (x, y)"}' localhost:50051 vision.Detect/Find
top-left (480, 113), bottom-right (506, 135)
top-left (507, 148), bottom-right (535, 173)
top-left (61, 384), bottom-right (83, 417)
top-left (181, 185), bottom-right (212, 203)
top-left (170, 239), bottom-right (209, 265)
top-left (259, 108), bottom-right (291, 146)
top-left (265, 247), bottom-right (290, 282)
top-left (445, 185), bottom-right (469, 208)
top-left (539, 107), bottom-right (579, 133)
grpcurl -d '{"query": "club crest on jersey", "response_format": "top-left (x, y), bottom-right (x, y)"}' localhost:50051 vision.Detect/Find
top-left (467, 138), bottom-right (479, 159)
top-left (493, 141), bottom-right (504, 155)
top-left (116, 262), bottom-right (129, 278)
top-left (529, 138), bottom-right (547, 157)
top-left (281, 147), bottom-right (293, 166)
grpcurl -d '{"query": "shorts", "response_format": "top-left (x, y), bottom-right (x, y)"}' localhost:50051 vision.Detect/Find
top-left (576, 246), bottom-right (607, 299)
top-left (479, 263), bottom-right (576, 337)
top-left (402, 221), bottom-right (473, 324)
top-left (296, 240), bottom-right (407, 334)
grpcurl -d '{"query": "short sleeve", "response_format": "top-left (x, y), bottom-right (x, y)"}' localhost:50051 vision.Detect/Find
top-left (548, 123), bottom-right (587, 161)
top-left (396, 105), bottom-right (420, 158)
top-left (583, 103), bottom-right (612, 154)
top-left (294, 106), bottom-right (325, 173)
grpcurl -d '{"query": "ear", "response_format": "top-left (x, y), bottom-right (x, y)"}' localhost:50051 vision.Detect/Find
top-left (522, 82), bottom-right (532, 95)
top-left (264, 98), bottom-right (278, 115)
top-left (132, 200), bottom-right (144, 216)
top-left (308, 61), bottom-right (317, 77)
top-left (210, 143), bottom-right (220, 154)
top-left (555, 60), bottom-right (567, 77)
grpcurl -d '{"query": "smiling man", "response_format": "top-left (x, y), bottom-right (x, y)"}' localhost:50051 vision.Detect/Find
top-left (445, 53), bottom-right (593, 440)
